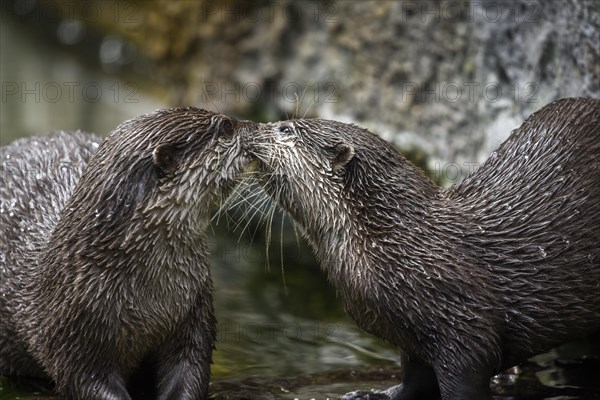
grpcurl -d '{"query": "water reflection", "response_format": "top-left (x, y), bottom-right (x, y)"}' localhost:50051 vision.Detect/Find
top-left (209, 215), bottom-right (399, 380)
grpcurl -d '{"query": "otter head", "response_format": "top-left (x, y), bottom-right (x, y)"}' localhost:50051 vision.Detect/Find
top-left (58, 107), bottom-right (256, 250)
top-left (243, 119), bottom-right (434, 251)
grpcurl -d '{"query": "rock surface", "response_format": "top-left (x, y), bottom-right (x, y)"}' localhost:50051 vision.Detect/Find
top-left (129, 0), bottom-right (599, 181)
top-left (6, 0), bottom-right (598, 175)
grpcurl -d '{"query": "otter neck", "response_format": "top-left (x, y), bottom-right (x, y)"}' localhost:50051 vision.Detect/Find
top-left (43, 193), bottom-right (209, 284)
top-left (309, 163), bottom-right (441, 290)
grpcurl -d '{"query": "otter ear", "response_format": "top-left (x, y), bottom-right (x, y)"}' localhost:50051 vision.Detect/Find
top-left (218, 118), bottom-right (237, 138)
top-left (152, 143), bottom-right (179, 174)
top-left (332, 142), bottom-right (355, 171)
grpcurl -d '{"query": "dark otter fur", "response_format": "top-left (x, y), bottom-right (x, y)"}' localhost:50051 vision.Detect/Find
top-left (242, 98), bottom-right (600, 400)
top-left (0, 108), bottom-right (253, 399)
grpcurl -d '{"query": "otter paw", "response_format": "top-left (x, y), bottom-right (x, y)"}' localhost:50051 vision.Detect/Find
top-left (340, 390), bottom-right (390, 400)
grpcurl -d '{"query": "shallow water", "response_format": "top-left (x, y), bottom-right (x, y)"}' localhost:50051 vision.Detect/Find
top-left (3, 352), bottom-right (600, 399)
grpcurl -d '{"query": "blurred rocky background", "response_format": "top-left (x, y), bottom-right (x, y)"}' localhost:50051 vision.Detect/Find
top-left (140, 0), bottom-right (599, 181)
top-left (3, 0), bottom-right (599, 182)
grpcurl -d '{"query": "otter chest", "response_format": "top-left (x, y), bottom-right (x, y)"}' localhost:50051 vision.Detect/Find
top-left (117, 260), bottom-right (209, 353)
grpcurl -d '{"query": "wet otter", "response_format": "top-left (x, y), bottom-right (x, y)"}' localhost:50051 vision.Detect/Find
top-left (0, 108), bottom-right (253, 399)
top-left (242, 97), bottom-right (600, 400)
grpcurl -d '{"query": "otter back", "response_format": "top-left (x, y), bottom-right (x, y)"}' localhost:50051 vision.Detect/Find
top-left (0, 131), bottom-right (100, 376)
top-left (243, 97), bottom-right (600, 400)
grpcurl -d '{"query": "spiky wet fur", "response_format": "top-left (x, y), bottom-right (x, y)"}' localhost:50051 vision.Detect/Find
top-left (243, 98), bottom-right (600, 400)
top-left (0, 108), bottom-right (252, 399)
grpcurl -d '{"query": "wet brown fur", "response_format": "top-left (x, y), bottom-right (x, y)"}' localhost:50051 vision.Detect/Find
top-left (242, 98), bottom-right (600, 400)
top-left (0, 108), bottom-right (253, 399)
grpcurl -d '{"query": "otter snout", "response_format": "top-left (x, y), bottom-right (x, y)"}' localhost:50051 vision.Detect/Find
top-left (232, 119), bottom-right (259, 138)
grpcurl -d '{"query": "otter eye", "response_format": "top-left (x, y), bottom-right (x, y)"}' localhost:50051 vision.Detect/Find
top-left (278, 125), bottom-right (293, 134)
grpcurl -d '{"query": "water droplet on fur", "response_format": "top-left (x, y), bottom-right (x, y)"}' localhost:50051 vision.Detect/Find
top-left (538, 247), bottom-right (547, 258)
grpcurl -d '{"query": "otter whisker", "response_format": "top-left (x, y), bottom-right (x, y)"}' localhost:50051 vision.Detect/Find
top-left (224, 198), bottom-right (259, 232)
top-left (233, 191), bottom-right (271, 242)
top-left (216, 176), bottom-right (259, 214)
top-left (293, 92), bottom-right (301, 120)
top-left (280, 207), bottom-right (288, 295)
top-left (264, 171), bottom-right (289, 273)
top-left (291, 215), bottom-right (302, 251)
top-left (226, 178), bottom-right (266, 214)
top-left (264, 199), bottom-right (278, 272)
top-left (212, 173), bottom-right (261, 226)
top-left (221, 185), bottom-right (262, 215)
top-left (248, 195), bottom-right (275, 246)
top-left (301, 98), bottom-right (316, 119)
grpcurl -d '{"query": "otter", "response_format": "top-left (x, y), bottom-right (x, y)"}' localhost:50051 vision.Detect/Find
top-left (0, 108), bottom-right (253, 399)
top-left (241, 97), bottom-right (600, 400)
